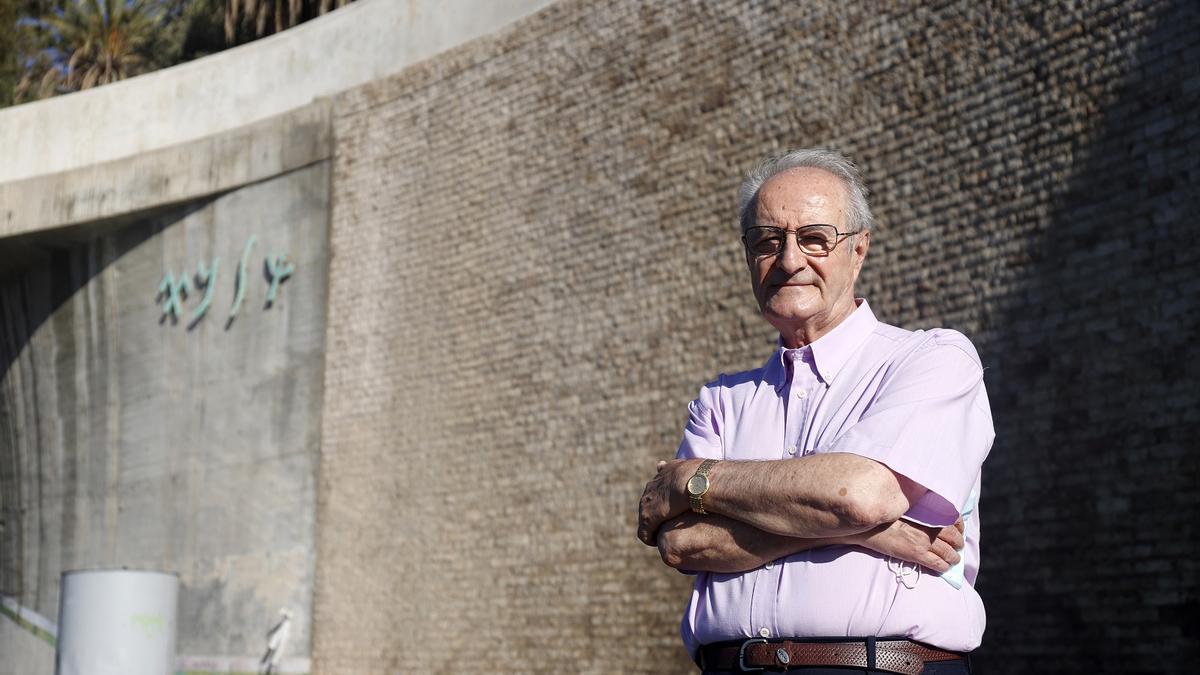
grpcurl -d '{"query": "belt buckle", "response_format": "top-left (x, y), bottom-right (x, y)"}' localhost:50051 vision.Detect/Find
top-left (737, 637), bottom-right (768, 672)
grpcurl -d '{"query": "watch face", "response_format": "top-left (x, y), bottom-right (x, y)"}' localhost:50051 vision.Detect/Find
top-left (687, 474), bottom-right (709, 496)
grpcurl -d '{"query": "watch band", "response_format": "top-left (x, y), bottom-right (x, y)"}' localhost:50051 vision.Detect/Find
top-left (688, 459), bottom-right (719, 514)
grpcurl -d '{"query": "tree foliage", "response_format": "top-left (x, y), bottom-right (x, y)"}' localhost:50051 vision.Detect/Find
top-left (37, 0), bottom-right (160, 96)
top-left (1, 0), bottom-right (60, 105)
top-left (0, 1), bottom-right (17, 105)
top-left (225, 0), bottom-right (352, 44)
top-left (0, 0), bottom-right (355, 107)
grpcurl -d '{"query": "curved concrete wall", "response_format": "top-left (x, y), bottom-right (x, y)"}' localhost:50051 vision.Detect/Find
top-left (0, 0), bottom-right (555, 185)
top-left (0, 2), bottom-right (558, 672)
top-left (1, 155), bottom-right (333, 672)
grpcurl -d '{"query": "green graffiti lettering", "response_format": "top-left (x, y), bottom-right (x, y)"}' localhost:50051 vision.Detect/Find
top-left (157, 273), bottom-right (190, 322)
top-left (228, 235), bottom-right (257, 323)
top-left (191, 258), bottom-right (220, 324)
top-left (265, 253), bottom-right (295, 306)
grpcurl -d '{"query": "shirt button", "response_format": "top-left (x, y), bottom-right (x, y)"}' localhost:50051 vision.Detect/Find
top-left (796, 389), bottom-right (808, 399)
top-left (764, 561), bottom-right (774, 570)
top-left (786, 445), bottom-right (797, 455)
top-left (759, 627), bottom-right (771, 638)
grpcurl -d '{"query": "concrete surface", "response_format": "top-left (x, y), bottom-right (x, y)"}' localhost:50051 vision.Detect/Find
top-left (0, 1), bottom-right (562, 669)
top-left (0, 159), bottom-right (331, 660)
top-left (0, 620), bottom-right (54, 675)
top-left (0, 0), bottom-right (556, 184)
top-left (0, 599), bottom-right (55, 675)
top-left (0, 101), bottom-right (332, 240)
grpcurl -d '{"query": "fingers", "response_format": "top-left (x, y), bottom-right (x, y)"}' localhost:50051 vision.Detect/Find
top-left (639, 460), bottom-right (681, 546)
top-left (638, 483), bottom-right (656, 546)
top-left (637, 507), bottom-right (657, 547)
top-left (928, 538), bottom-right (961, 571)
top-left (637, 473), bottom-right (667, 547)
top-left (937, 523), bottom-right (964, 551)
top-left (638, 522), bottom-right (656, 547)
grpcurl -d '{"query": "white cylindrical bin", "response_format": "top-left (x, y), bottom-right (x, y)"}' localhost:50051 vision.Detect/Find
top-left (55, 569), bottom-right (178, 675)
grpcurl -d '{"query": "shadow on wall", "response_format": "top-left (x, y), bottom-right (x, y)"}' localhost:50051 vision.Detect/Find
top-left (0, 203), bottom-right (194, 600)
top-left (976, 0), bottom-right (1199, 671)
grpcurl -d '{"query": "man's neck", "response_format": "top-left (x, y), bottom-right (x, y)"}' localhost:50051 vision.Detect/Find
top-left (777, 297), bottom-right (860, 349)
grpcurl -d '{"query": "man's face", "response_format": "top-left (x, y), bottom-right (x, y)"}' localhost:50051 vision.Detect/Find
top-left (746, 167), bottom-right (870, 344)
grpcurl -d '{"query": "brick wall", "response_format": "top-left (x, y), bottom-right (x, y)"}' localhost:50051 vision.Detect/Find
top-left (313, 0), bottom-right (1199, 672)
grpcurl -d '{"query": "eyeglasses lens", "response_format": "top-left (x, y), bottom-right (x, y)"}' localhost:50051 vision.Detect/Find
top-left (746, 226), bottom-right (837, 256)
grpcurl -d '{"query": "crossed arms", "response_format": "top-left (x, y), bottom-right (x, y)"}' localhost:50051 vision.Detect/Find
top-left (637, 453), bottom-right (964, 574)
top-left (638, 331), bottom-right (993, 566)
top-left (638, 335), bottom-right (994, 574)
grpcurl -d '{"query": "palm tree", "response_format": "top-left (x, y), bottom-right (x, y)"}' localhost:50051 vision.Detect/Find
top-left (4, 0), bottom-right (58, 103)
top-left (224, 0), bottom-right (353, 45)
top-left (0, 0), bottom-right (18, 105)
top-left (14, 0), bottom-right (163, 100)
top-left (54, 0), bottom-right (159, 88)
top-left (3, 0), bottom-right (357, 106)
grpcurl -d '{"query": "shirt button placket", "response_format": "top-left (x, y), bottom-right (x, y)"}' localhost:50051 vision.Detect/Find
top-left (788, 387), bottom-right (809, 456)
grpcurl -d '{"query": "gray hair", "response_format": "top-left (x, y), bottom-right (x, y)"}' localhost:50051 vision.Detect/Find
top-left (737, 148), bottom-right (875, 233)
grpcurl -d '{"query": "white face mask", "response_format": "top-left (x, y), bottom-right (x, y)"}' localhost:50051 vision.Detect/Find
top-left (940, 490), bottom-right (978, 590)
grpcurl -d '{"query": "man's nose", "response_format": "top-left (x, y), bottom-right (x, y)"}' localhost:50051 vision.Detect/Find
top-left (774, 233), bottom-right (809, 274)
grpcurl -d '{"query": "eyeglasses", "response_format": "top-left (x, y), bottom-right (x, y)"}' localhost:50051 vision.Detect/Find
top-left (742, 224), bottom-right (861, 258)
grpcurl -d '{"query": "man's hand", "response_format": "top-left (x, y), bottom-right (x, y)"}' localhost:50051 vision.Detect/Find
top-left (637, 459), bottom-right (701, 546)
top-left (849, 517), bottom-right (964, 574)
top-left (657, 512), bottom-right (843, 573)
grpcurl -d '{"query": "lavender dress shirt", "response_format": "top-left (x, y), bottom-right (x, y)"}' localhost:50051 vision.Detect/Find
top-left (676, 300), bottom-right (994, 655)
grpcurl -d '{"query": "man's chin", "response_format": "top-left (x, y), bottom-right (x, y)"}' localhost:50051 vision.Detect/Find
top-left (761, 302), bottom-right (821, 327)
top-left (762, 288), bottom-right (821, 313)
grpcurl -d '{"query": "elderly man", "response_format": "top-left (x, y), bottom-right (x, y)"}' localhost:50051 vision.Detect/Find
top-left (638, 149), bottom-right (993, 674)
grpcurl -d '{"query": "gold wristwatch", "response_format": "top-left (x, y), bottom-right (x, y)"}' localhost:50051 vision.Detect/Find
top-left (686, 459), bottom-right (719, 514)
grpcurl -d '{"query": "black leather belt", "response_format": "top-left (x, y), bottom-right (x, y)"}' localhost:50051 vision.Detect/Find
top-left (698, 637), bottom-right (967, 674)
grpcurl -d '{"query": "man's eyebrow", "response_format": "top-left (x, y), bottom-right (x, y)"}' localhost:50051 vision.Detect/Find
top-left (750, 222), bottom-right (836, 229)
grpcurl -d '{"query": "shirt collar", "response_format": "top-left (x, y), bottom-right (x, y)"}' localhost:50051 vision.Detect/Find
top-left (763, 299), bottom-right (879, 391)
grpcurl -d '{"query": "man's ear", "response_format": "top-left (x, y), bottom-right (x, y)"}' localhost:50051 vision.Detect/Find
top-left (852, 230), bottom-right (870, 275)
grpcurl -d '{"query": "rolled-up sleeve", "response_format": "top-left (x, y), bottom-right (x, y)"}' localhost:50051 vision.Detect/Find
top-left (675, 383), bottom-right (724, 461)
top-left (823, 332), bottom-right (994, 526)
